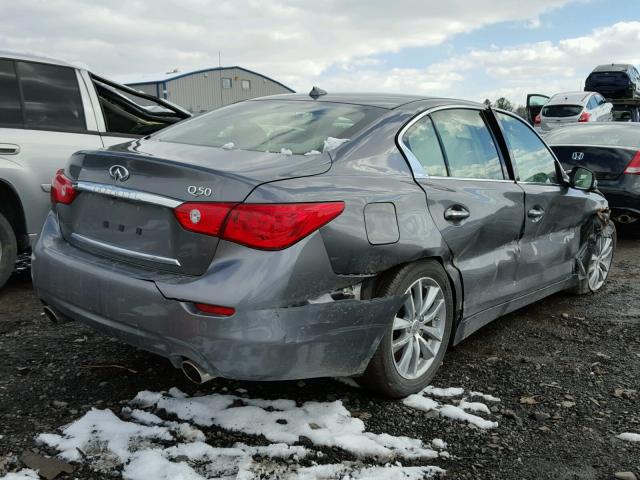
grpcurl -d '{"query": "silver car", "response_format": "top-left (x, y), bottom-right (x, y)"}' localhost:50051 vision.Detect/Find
top-left (535, 91), bottom-right (612, 133)
top-left (0, 50), bottom-right (189, 288)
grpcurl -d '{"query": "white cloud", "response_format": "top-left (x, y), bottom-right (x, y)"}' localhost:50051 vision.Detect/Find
top-left (0, 0), bottom-right (576, 91)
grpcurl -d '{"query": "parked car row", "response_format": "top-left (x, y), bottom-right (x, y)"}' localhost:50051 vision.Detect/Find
top-left (0, 50), bottom-right (191, 288)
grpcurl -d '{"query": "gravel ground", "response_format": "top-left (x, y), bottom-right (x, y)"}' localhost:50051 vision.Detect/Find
top-left (0, 237), bottom-right (638, 479)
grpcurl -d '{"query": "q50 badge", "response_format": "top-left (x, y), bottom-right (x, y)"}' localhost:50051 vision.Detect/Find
top-left (187, 186), bottom-right (213, 197)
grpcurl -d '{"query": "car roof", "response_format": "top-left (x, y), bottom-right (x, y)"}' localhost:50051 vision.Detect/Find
top-left (0, 48), bottom-right (78, 69)
top-left (544, 122), bottom-right (640, 149)
top-left (251, 92), bottom-right (482, 110)
top-left (591, 64), bottom-right (633, 73)
top-left (546, 91), bottom-right (592, 106)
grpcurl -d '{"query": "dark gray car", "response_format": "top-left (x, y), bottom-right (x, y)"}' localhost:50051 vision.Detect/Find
top-left (32, 93), bottom-right (615, 397)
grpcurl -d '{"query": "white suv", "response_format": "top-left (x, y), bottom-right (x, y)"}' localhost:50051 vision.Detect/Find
top-left (0, 50), bottom-right (190, 288)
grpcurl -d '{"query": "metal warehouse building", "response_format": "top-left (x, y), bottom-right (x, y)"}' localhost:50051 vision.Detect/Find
top-left (123, 66), bottom-right (294, 113)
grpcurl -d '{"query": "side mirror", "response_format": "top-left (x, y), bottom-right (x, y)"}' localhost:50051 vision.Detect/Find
top-left (569, 166), bottom-right (597, 191)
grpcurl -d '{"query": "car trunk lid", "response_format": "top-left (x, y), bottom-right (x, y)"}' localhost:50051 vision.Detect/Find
top-left (57, 140), bottom-right (331, 275)
top-left (550, 145), bottom-right (637, 181)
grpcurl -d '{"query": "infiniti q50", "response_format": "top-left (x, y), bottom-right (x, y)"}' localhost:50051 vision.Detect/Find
top-left (32, 92), bottom-right (615, 397)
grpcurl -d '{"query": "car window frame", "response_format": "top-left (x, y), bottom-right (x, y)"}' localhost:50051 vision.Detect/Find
top-left (491, 108), bottom-right (566, 186)
top-left (397, 105), bottom-right (513, 182)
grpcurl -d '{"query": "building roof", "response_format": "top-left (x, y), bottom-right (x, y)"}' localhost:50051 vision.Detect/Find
top-left (119, 66), bottom-right (294, 92)
top-left (0, 48), bottom-right (80, 69)
top-left (254, 92), bottom-right (477, 110)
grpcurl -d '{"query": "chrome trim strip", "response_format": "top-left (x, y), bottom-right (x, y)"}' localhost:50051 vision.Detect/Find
top-left (71, 233), bottom-right (182, 266)
top-left (545, 143), bottom-right (638, 151)
top-left (75, 181), bottom-right (182, 208)
top-left (422, 176), bottom-right (515, 183)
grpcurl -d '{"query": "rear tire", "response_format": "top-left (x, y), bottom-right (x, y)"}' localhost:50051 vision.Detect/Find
top-left (0, 213), bottom-right (17, 289)
top-left (357, 260), bottom-right (453, 398)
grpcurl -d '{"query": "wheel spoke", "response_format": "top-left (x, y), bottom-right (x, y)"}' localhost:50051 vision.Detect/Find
top-left (397, 338), bottom-right (414, 374)
top-left (393, 317), bottom-right (411, 331)
top-left (417, 335), bottom-right (435, 359)
top-left (420, 325), bottom-right (443, 341)
top-left (419, 286), bottom-right (439, 317)
top-left (393, 334), bottom-right (412, 352)
top-left (410, 336), bottom-right (421, 376)
top-left (404, 295), bottom-right (416, 320)
top-left (412, 280), bottom-right (423, 319)
top-left (423, 298), bottom-right (444, 324)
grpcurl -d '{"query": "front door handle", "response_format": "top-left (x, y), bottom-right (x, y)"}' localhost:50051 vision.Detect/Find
top-left (0, 143), bottom-right (20, 155)
top-left (528, 207), bottom-right (545, 221)
top-left (444, 206), bottom-right (470, 221)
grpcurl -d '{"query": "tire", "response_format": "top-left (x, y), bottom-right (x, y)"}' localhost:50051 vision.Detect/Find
top-left (572, 220), bottom-right (616, 295)
top-left (357, 260), bottom-right (454, 398)
top-left (0, 212), bottom-right (17, 290)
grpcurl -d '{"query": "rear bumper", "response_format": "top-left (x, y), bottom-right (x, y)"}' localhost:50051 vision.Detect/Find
top-left (32, 213), bottom-right (403, 380)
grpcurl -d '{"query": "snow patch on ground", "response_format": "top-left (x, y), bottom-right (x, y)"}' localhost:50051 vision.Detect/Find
top-left (0, 470), bottom-right (39, 480)
top-left (29, 388), bottom-right (448, 479)
top-left (617, 432), bottom-right (640, 442)
top-left (403, 386), bottom-right (499, 429)
top-left (221, 142), bottom-right (235, 150)
top-left (280, 147), bottom-right (293, 155)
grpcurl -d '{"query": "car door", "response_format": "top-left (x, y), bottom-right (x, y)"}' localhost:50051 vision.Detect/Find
top-left (493, 110), bottom-right (589, 294)
top-left (0, 58), bottom-right (104, 239)
top-left (400, 107), bottom-right (524, 317)
top-left (526, 94), bottom-right (550, 125)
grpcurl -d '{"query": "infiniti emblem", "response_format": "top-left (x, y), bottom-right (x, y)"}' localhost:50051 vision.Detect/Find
top-left (571, 152), bottom-right (584, 161)
top-left (109, 165), bottom-right (130, 182)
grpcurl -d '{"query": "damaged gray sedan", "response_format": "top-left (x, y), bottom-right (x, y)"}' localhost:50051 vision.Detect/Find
top-left (32, 92), bottom-right (615, 397)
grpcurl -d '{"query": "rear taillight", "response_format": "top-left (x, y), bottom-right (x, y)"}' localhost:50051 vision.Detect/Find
top-left (174, 202), bottom-right (237, 236)
top-left (51, 169), bottom-right (78, 205)
top-left (534, 114), bottom-right (541, 125)
top-left (174, 201), bottom-right (345, 250)
top-left (624, 151), bottom-right (640, 175)
top-left (578, 111), bottom-right (591, 122)
top-left (195, 303), bottom-right (235, 317)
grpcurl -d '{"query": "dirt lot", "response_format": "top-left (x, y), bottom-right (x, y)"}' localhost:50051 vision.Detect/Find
top-left (0, 238), bottom-right (638, 479)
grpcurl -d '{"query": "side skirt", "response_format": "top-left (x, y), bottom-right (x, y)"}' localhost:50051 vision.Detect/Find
top-left (452, 276), bottom-right (577, 345)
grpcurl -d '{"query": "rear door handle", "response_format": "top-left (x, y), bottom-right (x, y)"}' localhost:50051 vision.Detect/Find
top-left (444, 206), bottom-right (470, 221)
top-left (0, 143), bottom-right (20, 155)
top-left (528, 207), bottom-right (545, 221)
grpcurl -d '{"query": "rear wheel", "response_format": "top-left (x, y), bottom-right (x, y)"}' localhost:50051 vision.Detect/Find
top-left (357, 260), bottom-right (453, 398)
top-left (0, 213), bottom-right (18, 289)
top-left (574, 221), bottom-right (616, 294)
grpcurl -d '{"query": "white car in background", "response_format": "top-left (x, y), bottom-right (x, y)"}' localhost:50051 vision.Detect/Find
top-left (533, 91), bottom-right (612, 133)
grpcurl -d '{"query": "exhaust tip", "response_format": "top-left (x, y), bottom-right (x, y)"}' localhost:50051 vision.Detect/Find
top-left (616, 214), bottom-right (637, 224)
top-left (181, 360), bottom-right (215, 385)
top-left (43, 306), bottom-right (59, 323)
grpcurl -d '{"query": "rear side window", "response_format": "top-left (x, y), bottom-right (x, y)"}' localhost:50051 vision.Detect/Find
top-left (155, 100), bottom-right (384, 155)
top-left (0, 59), bottom-right (23, 127)
top-left (430, 109), bottom-right (503, 180)
top-left (496, 112), bottom-right (559, 184)
top-left (542, 105), bottom-right (583, 117)
top-left (16, 61), bottom-right (85, 131)
top-left (401, 116), bottom-right (447, 176)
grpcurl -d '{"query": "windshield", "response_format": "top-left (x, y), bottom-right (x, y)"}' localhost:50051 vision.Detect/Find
top-left (154, 100), bottom-right (384, 155)
top-left (541, 105), bottom-right (583, 118)
top-left (545, 124), bottom-right (640, 149)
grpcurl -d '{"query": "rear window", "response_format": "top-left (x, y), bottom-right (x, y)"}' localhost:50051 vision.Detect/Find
top-left (154, 100), bottom-right (384, 155)
top-left (541, 105), bottom-right (583, 118)
top-left (545, 124), bottom-right (640, 149)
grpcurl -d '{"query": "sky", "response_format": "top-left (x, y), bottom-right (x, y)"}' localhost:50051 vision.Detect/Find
top-left (0, 0), bottom-right (639, 107)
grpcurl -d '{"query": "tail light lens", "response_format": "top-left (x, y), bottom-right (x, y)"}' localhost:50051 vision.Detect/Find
top-left (174, 202), bottom-right (237, 236)
top-left (578, 111), bottom-right (591, 122)
top-left (174, 201), bottom-right (345, 250)
top-left (534, 114), bottom-right (541, 125)
top-left (51, 169), bottom-right (78, 205)
top-left (624, 151), bottom-right (640, 175)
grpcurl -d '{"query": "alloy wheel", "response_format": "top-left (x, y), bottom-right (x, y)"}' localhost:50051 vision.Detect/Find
top-left (587, 231), bottom-right (614, 291)
top-left (391, 277), bottom-right (446, 380)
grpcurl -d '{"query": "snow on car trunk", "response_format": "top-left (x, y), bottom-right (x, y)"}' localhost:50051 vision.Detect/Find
top-left (3, 384), bottom-right (501, 479)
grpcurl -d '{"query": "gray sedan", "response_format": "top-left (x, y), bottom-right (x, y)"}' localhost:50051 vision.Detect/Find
top-left (32, 92), bottom-right (615, 397)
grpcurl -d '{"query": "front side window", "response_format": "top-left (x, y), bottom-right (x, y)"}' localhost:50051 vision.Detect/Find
top-left (154, 100), bottom-right (384, 155)
top-left (496, 112), bottom-right (559, 184)
top-left (430, 109), bottom-right (504, 180)
top-left (402, 116), bottom-right (447, 176)
top-left (0, 59), bottom-right (23, 128)
top-left (16, 61), bottom-right (85, 131)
